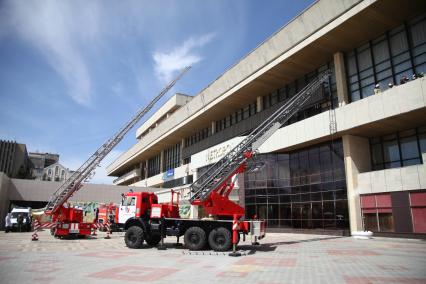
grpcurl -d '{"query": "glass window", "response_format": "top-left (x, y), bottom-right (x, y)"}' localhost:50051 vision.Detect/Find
top-left (370, 127), bottom-right (424, 170)
top-left (363, 213), bottom-right (378, 231)
top-left (345, 14), bottom-right (426, 102)
top-left (244, 140), bottom-right (348, 230)
top-left (271, 90), bottom-right (278, 106)
top-left (420, 133), bottom-right (426, 153)
top-left (378, 213), bottom-right (394, 232)
top-left (400, 136), bottom-right (420, 165)
top-left (263, 95), bottom-right (271, 109)
top-left (122, 197), bottom-right (136, 206)
top-left (243, 106), bottom-right (250, 119)
top-left (249, 102), bottom-right (256, 116)
top-left (382, 139), bottom-right (401, 168)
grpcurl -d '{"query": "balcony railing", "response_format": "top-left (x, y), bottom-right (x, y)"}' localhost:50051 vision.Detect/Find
top-left (113, 168), bottom-right (141, 185)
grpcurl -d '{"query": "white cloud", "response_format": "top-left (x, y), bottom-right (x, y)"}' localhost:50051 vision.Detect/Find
top-left (1, 0), bottom-right (101, 106)
top-left (153, 33), bottom-right (215, 82)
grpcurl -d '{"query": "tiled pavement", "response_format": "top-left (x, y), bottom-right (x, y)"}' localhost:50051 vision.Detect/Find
top-left (0, 230), bottom-right (425, 284)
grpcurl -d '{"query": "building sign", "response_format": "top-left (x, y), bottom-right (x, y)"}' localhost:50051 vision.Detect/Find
top-left (162, 169), bottom-right (174, 180)
top-left (190, 136), bottom-right (245, 170)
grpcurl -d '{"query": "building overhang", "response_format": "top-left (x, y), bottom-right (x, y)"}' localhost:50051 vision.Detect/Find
top-left (107, 0), bottom-right (426, 177)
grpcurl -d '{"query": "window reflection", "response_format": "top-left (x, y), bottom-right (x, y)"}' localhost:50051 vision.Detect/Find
top-left (370, 127), bottom-right (425, 170)
top-left (244, 140), bottom-right (349, 230)
top-left (345, 14), bottom-right (426, 102)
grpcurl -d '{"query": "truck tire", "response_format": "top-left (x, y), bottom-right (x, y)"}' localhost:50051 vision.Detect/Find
top-left (184, 226), bottom-right (206, 251)
top-left (125, 226), bottom-right (144, 248)
top-left (208, 227), bottom-right (232, 252)
top-left (145, 233), bottom-right (161, 246)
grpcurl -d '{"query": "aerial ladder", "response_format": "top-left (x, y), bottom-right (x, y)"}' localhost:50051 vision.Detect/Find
top-left (118, 70), bottom-right (332, 252)
top-left (44, 66), bottom-right (191, 237)
top-left (188, 70), bottom-right (332, 217)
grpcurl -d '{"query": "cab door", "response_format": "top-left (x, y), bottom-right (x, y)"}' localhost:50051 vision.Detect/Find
top-left (118, 196), bottom-right (137, 224)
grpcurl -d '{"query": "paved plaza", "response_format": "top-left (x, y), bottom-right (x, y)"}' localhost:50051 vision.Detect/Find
top-left (0, 230), bottom-right (425, 284)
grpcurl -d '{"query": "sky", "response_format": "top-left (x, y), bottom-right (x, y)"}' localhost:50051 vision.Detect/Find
top-left (0, 0), bottom-right (314, 184)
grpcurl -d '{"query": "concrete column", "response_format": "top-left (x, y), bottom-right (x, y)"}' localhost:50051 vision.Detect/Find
top-left (211, 121), bottom-right (216, 135)
top-left (160, 150), bottom-right (165, 173)
top-left (256, 96), bottom-right (263, 113)
top-left (190, 169), bottom-right (199, 219)
top-left (180, 138), bottom-right (185, 165)
top-left (342, 135), bottom-right (372, 232)
top-left (144, 160), bottom-right (149, 180)
top-left (334, 52), bottom-right (349, 107)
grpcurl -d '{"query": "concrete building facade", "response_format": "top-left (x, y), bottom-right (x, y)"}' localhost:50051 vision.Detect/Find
top-left (28, 152), bottom-right (60, 180)
top-left (0, 140), bottom-right (32, 179)
top-left (107, 0), bottom-right (426, 236)
top-left (42, 162), bottom-right (74, 182)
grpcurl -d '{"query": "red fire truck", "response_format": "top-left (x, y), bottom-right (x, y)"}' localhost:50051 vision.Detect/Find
top-left (119, 71), bottom-right (331, 251)
top-left (43, 67), bottom-right (191, 238)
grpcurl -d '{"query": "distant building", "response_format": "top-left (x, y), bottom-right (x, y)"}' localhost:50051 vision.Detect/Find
top-left (29, 152), bottom-right (59, 180)
top-left (42, 162), bottom-right (74, 182)
top-left (0, 140), bottom-right (32, 179)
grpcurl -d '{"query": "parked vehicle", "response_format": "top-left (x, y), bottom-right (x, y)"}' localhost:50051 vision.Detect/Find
top-left (10, 207), bottom-right (32, 232)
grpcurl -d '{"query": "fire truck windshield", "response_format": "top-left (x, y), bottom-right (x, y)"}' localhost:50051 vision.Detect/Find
top-left (122, 196), bottom-right (135, 206)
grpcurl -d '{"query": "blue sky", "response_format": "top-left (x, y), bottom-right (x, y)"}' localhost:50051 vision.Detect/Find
top-left (0, 0), bottom-right (313, 184)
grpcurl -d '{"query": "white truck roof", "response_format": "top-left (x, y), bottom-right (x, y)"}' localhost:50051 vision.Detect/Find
top-left (11, 208), bottom-right (31, 212)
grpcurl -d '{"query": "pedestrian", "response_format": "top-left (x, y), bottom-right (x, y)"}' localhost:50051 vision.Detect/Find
top-left (25, 214), bottom-right (31, 232)
top-left (388, 82), bottom-right (394, 88)
top-left (4, 213), bottom-right (11, 233)
top-left (373, 83), bottom-right (381, 95)
top-left (400, 75), bottom-right (409, 84)
top-left (17, 214), bottom-right (23, 232)
top-left (94, 207), bottom-right (99, 223)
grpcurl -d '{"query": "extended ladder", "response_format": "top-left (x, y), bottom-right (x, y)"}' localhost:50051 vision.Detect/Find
top-left (45, 66), bottom-right (191, 215)
top-left (189, 70), bottom-right (331, 203)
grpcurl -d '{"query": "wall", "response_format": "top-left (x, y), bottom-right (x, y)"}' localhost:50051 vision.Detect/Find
top-left (0, 173), bottom-right (11, 228)
top-left (0, 176), bottom-right (157, 229)
top-left (357, 153), bottom-right (426, 194)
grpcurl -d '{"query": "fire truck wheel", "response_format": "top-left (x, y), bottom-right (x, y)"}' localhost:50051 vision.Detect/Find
top-left (145, 233), bottom-right (161, 246)
top-left (125, 226), bottom-right (144, 249)
top-left (208, 227), bottom-right (232, 252)
top-left (184, 226), bottom-right (206, 251)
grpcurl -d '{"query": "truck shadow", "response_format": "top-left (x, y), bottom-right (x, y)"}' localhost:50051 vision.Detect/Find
top-left (239, 236), bottom-right (345, 254)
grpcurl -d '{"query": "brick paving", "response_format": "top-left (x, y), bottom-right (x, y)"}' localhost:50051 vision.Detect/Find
top-left (0, 230), bottom-right (425, 284)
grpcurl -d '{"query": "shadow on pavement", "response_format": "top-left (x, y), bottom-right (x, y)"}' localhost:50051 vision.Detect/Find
top-left (239, 236), bottom-right (345, 254)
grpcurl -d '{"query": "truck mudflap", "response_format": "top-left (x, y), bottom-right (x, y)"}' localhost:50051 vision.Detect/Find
top-left (240, 220), bottom-right (266, 239)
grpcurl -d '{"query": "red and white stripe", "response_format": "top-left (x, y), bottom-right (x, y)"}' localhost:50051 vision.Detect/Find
top-left (40, 222), bottom-right (57, 229)
top-left (93, 222), bottom-right (111, 231)
top-left (232, 220), bottom-right (239, 231)
top-left (33, 220), bottom-right (41, 230)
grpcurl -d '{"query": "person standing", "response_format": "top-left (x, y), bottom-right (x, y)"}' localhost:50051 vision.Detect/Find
top-left (17, 214), bottom-right (23, 232)
top-left (4, 213), bottom-right (11, 233)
